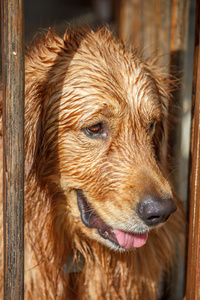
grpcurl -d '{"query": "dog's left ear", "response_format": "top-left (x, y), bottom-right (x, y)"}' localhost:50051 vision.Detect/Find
top-left (153, 109), bottom-right (166, 161)
top-left (145, 61), bottom-right (173, 163)
top-left (151, 76), bottom-right (169, 162)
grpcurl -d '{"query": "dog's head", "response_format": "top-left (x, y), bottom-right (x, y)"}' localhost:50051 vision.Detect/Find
top-left (26, 27), bottom-right (176, 251)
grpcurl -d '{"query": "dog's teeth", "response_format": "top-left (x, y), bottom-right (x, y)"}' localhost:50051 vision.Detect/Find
top-left (104, 231), bottom-right (108, 237)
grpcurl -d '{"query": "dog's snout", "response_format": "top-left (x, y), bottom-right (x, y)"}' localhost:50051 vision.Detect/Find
top-left (137, 197), bottom-right (177, 226)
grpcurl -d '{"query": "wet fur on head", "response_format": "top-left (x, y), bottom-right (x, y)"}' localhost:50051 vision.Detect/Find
top-left (0, 26), bottom-right (184, 299)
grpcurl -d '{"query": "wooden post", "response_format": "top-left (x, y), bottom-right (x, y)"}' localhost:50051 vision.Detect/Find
top-left (1, 0), bottom-right (25, 299)
top-left (186, 0), bottom-right (200, 298)
top-left (168, 0), bottom-right (189, 195)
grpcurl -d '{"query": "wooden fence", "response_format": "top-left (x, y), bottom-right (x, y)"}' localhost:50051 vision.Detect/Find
top-left (1, 0), bottom-right (24, 299)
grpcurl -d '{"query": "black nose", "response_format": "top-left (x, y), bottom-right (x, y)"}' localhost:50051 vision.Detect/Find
top-left (137, 197), bottom-right (177, 226)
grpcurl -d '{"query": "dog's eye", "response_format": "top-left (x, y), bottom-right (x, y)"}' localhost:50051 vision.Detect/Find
top-left (149, 120), bottom-right (155, 132)
top-left (84, 123), bottom-right (104, 137)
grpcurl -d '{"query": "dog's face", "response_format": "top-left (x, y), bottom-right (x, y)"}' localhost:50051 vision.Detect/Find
top-left (35, 29), bottom-right (176, 251)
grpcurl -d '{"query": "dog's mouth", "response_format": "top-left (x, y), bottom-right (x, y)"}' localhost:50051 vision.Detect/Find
top-left (76, 189), bottom-right (148, 249)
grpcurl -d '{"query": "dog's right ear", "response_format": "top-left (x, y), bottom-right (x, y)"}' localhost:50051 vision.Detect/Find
top-left (24, 28), bottom-right (90, 179)
top-left (24, 30), bottom-right (65, 177)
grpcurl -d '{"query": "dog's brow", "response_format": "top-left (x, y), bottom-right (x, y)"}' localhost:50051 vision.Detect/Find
top-left (78, 105), bottom-right (120, 127)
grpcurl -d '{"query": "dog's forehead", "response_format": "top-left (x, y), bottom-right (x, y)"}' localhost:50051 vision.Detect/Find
top-left (65, 78), bottom-right (160, 127)
top-left (64, 36), bottom-right (161, 112)
top-left (56, 30), bottom-right (164, 128)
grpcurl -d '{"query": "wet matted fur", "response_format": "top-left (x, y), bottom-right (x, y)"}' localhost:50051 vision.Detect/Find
top-left (0, 26), bottom-right (184, 299)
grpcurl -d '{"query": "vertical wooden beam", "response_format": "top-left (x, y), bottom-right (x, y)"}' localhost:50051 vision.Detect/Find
top-left (186, 0), bottom-right (200, 298)
top-left (1, 0), bottom-right (25, 299)
top-left (168, 0), bottom-right (189, 195)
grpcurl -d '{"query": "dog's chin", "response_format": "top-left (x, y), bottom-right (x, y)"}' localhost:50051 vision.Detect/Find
top-left (76, 189), bottom-right (148, 251)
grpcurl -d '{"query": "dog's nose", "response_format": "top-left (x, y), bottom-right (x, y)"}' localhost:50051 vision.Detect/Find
top-left (137, 197), bottom-right (177, 226)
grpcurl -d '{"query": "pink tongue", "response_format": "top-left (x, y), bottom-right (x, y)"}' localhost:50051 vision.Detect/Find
top-left (115, 229), bottom-right (148, 249)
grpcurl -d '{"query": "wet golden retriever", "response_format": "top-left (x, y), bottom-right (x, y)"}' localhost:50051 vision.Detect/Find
top-left (0, 26), bottom-right (184, 299)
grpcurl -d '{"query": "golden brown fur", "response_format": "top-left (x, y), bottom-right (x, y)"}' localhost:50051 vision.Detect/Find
top-left (0, 26), bottom-right (184, 299)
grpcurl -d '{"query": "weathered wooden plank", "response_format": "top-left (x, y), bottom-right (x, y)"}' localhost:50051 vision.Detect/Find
top-left (168, 0), bottom-right (189, 195)
top-left (1, 0), bottom-right (25, 299)
top-left (186, 0), bottom-right (200, 298)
